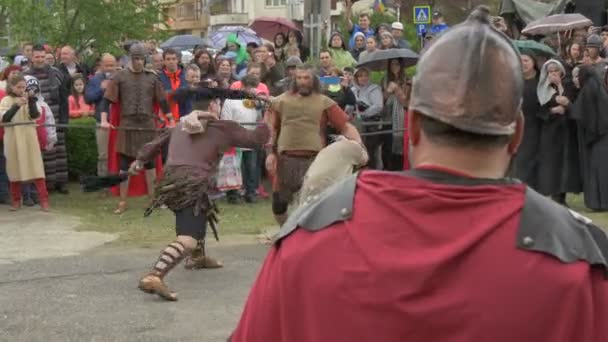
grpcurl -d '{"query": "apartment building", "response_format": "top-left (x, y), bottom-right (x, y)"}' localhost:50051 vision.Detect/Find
top-left (161, 0), bottom-right (344, 37)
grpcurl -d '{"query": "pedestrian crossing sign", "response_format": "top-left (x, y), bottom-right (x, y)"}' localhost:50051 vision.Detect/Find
top-left (413, 6), bottom-right (431, 24)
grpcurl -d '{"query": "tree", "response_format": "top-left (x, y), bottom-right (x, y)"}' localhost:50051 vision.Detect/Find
top-left (0, 0), bottom-right (172, 56)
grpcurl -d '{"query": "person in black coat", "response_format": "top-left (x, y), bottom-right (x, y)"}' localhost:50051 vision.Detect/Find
top-left (535, 59), bottom-right (582, 206)
top-left (571, 65), bottom-right (608, 211)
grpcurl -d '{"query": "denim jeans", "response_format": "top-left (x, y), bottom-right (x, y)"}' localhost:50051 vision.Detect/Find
top-left (0, 141), bottom-right (8, 200)
top-left (22, 182), bottom-right (38, 202)
top-left (241, 149), bottom-right (259, 197)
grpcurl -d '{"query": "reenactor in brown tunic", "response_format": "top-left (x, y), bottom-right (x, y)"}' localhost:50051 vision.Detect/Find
top-left (265, 64), bottom-right (363, 225)
top-left (99, 44), bottom-right (173, 214)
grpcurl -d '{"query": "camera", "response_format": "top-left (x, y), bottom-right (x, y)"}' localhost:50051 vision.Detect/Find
top-left (356, 101), bottom-right (370, 112)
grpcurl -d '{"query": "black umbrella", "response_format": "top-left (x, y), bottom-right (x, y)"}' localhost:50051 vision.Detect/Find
top-left (356, 48), bottom-right (419, 71)
top-left (161, 35), bottom-right (209, 50)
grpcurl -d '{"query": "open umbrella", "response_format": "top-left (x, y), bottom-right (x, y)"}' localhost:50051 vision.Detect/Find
top-left (512, 40), bottom-right (557, 58)
top-left (356, 48), bottom-right (419, 72)
top-left (161, 34), bottom-right (209, 50)
top-left (522, 13), bottom-right (593, 36)
top-left (249, 16), bottom-right (300, 41)
top-left (208, 26), bottom-right (261, 50)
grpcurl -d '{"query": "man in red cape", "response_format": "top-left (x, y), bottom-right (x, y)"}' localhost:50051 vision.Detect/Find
top-left (229, 7), bottom-right (608, 342)
top-left (106, 102), bottom-right (163, 198)
top-left (101, 44), bottom-right (171, 213)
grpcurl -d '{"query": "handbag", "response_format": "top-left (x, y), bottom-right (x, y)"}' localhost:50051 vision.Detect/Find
top-left (216, 147), bottom-right (243, 192)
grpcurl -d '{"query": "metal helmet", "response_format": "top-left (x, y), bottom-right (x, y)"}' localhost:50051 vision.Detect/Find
top-left (129, 43), bottom-right (147, 58)
top-left (409, 6), bottom-right (524, 136)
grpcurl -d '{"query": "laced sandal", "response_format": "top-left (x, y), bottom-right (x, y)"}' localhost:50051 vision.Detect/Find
top-left (184, 256), bottom-right (224, 270)
top-left (114, 201), bottom-right (127, 214)
top-left (138, 273), bottom-right (178, 301)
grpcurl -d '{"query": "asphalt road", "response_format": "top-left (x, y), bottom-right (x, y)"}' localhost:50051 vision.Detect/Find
top-left (0, 244), bottom-right (268, 342)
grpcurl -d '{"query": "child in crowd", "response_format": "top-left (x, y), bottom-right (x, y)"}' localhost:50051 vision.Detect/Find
top-left (69, 74), bottom-right (94, 118)
top-left (20, 76), bottom-right (58, 206)
top-left (0, 73), bottom-right (49, 211)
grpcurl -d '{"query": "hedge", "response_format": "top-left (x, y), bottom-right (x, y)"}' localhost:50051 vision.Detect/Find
top-left (66, 116), bottom-right (98, 179)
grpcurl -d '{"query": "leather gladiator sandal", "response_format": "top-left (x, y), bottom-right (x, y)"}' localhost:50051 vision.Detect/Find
top-left (184, 242), bottom-right (224, 270)
top-left (138, 241), bottom-right (188, 301)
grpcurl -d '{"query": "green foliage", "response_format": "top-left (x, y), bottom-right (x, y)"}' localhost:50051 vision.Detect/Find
top-left (66, 116), bottom-right (98, 179)
top-left (1, 0), bottom-right (168, 55)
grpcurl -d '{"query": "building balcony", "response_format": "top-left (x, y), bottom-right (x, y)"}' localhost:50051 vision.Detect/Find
top-left (209, 13), bottom-right (249, 27)
top-left (208, 1), bottom-right (248, 27)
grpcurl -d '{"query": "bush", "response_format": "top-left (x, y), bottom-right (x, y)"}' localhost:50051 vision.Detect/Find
top-left (66, 116), bottom-right (98, 179)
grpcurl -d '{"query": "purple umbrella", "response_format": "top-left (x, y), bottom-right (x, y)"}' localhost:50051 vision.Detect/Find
top-left (208, 26), bottom-right (262, 50)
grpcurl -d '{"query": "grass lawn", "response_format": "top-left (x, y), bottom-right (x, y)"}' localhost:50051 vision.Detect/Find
top-left (49, 183), bottom-right (608, 248)
top-left (50, 183), bottom-right (277, 248)
top-left (565, 195), bottom-right (608, 229)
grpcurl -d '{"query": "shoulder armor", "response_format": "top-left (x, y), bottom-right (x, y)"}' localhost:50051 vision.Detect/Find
top-left (274, 172), bottom-right (359, 244)
top-left (518, 187), bottom-right (608, 278)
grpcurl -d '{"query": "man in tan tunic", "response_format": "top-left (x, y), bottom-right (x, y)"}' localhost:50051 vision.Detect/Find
top-left (265, 64), bottom-right (363, 225)
top-left (99, 44), bottom-right (173, 214)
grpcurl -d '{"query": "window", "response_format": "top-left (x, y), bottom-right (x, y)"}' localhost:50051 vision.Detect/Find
top-left (266, 0), bottom-right (287, 7)
top-left (178, 2), bottom-right (199, 20)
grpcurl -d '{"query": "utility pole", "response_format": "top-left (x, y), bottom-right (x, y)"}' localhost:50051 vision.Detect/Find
top-left (303, 0), bottom-right (322, 59)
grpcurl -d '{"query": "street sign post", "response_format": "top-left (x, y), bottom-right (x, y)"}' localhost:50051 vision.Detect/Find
top-left (416, 24), bottom-right (427, 37)
top-left (413, 5), bottom-right (431, 25)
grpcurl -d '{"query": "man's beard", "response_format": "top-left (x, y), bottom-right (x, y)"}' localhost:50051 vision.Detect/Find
top-left (298, 86), bottom-right (313, 96)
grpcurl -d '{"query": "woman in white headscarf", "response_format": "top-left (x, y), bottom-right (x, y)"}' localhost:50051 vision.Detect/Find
top-left (535, 59), bottom-right (582, 206)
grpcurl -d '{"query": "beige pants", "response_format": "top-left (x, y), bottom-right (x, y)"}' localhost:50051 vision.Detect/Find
top-left (96, 128), bottom-right (109, 177)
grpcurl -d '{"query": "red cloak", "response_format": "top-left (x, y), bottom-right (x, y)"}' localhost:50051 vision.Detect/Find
top-left (230, 170), bottom-right (608, 342)
top-left (107, 103), bottom-right (163, 197)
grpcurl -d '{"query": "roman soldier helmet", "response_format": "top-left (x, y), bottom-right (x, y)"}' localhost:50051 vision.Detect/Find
top-left (410, 5), bottom-right (524, 136)
top-left (24, 75), bottom-right (40, 94)
top-left (129, 43), bottom-right (147, 58)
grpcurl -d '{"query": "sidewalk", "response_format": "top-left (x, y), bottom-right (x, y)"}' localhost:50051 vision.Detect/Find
top-left (0, 207), bottom-right (117, 265)
top-left (0, 206), bottom-right (269, 342)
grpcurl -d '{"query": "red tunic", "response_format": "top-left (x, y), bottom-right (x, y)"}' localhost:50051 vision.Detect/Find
top-left (231, 170), bottom-right (608, 342)
top-left (107, 102), bottom-right (163, 197)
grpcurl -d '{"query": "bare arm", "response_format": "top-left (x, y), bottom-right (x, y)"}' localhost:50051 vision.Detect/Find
top-left (264, 109), bottom-right (281, 154)
top-left (340, 122), bottom-right (363, 145)
top-left (345, 0), bottom-right (354, 32)
top-left (326, 104), bottom-right (362, 145)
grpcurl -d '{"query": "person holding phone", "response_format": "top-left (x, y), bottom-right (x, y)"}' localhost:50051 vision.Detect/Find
top-left (0, 73), bottom-right (49, 211)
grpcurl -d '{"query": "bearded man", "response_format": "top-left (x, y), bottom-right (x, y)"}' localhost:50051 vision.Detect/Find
top-left (265, 64), bottom-right (363, 225)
